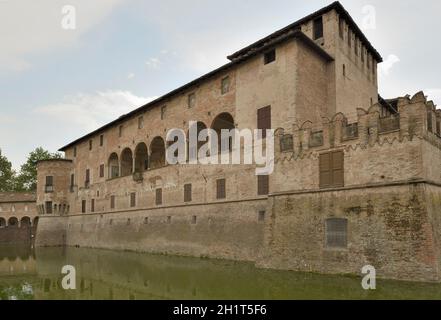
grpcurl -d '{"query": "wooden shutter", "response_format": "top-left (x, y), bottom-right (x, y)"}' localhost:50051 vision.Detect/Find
top-left (257, 175), bottom-right (269, 195)
top-left (331, 151), bottom-right (344, 187)
top-left (130, 193), bottom-right (136, 207)
top-left (320, 151), bottom-right (344, 188)
top-left (46, 176), bottom-right (53, 186)
top-left (257, 106), bottom-right (271, 138)
top-left (319, 153), bottom-right (332, 188)
top-left (216, 179), bottom-right (226, 199)
top-left (156, 189), bottom-right (163, 205)
top-left (110, 196), bottom-right (115, 209)
top-left (184, 184), bottom-right (192, 202)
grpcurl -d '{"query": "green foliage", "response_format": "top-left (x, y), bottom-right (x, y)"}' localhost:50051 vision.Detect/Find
top-left (15, 147), bottom-right (62, 191)
top-left (0, 149), bottom-right (16, 192)
top-left (0, 147), bottom-right (62, 192)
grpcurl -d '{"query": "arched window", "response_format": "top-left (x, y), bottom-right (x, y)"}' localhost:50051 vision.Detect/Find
top-left (21, 217), bottom-right (31, 228)
top-left (211, 113), bottom-right (235, 153)
top-left (121, 148), bottom-right (133, 176)
top-left (150, 137), bottom-right (166, 169)
top-left (8, 217), bottom-right (18, 228)
top-left (108, 153), bottom-right (119, 179)
top-left (187, 121), bottom-right (208, 160)
top-left (134, 143), bottom-right (149, 172)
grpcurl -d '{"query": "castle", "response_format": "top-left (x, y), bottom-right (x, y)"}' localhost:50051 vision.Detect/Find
top-left (33, 2), bottom-right (441, 282)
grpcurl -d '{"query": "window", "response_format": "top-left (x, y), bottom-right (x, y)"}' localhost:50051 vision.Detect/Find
top-left (192, 216), bottom-right (197, 225)
top-left (280, 134), bottom-right (294, 152)
top-left (257, 106), bottom-right (271, 139)
top-left (221, 76), bottom-right (230, 95)
top-left (100, 135), bottom-right (104, 146)
top-left (45, 201), bottom-right (53, 214)
top-left (216, 179), bottom-right (226, 199)
top-left (428, 111), bottom-right (433, 133)
top-left (258, 211), bottom-right (266, 222)
top-left (343, 64), bottom-right (346, 76)
top-left (138, 116), bottom-right (144, 129)
top-left (339, 18), bottom-right (344, 38)
top-left (156, 188), bottom-right (163, 205)
top-left (85, 169), bottom-right (90, 188)
top-left (347, 29), bottom-right (351, 47)
top-left (257, 175), bottom-right (269, 196)
top-left (326, 218), bottom-right (348, 249)
top-left (73, 147), bottom-right (77, 157)
top-left (436, 121), bottom-right (440, 136)
top-left (167, 216), bottom-right (172, 224)
top-left (319, 151), bottom-right (344, 189)
top-left (100, 164), bottom-right (105, 178)
top-left (144, 217), bottom-right (149, 224)
top-left (161, 106), bottom-right (167, 120)
top-left (91, 199), bottom-right (95, 213)
top-left (184, 184), bottom-right (192, 203)
top-left (264, 49), bottom-right (276, 65)
top-left (130, 192), bottom-right (136, 208)
top-left (367, 54), bottom-right (371, 69)
top-left (188, 93), bottom-right (196, 108)
top-left (45, 176), bottom-right (54, 193)
top-left (310, 131), bottom-right (324, 147)
top-left (89, 139), bottom-right (93, 151)
top-left (70, 174), bottom-right (75, 191)
top-left (81, 200), bottom-right (86, 214)
top-left (110, 196), bottom-right (116, 210)
top-left (313, 16), bottom-right (323, 40)
top-left (119, 125), bottom-right (123, 137)
top-left (361, 47), bottom-right (365, 63)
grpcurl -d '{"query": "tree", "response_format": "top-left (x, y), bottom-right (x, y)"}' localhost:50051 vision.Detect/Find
top-left (0, 149), bottom-right (16, 192)
top-left (15, 147), bottom-right (62, 191)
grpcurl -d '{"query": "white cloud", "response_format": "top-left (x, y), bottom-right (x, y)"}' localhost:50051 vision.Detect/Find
top-left (146, 58), bottom-right (161, 69)
top-left (0, 0), bottom-right (125, 73)
top-left (34, 90), bottom-right (156, 132)
top-left (379, 54), bottom-right (400, 76)
top-left (425, 89), bottom-right (441, 106)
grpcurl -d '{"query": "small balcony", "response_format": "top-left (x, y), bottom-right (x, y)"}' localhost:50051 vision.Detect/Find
top-left (44, 185), bottom-right (54, 193)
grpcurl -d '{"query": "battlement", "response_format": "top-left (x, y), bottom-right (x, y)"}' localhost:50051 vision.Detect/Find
top-left (275, 91), bottom-right (440, 158)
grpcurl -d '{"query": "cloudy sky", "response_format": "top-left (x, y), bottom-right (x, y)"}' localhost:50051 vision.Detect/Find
top-left (0, 0), bottom-right (440, 169)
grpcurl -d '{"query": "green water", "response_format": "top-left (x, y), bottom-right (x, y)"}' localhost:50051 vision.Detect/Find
top-left (1, 245), bottom-right (441, 300)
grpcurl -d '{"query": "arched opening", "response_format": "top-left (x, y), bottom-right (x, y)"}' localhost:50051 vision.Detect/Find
top-left (108, 153), bottom-right (120, 179)
top-left (121, 148), bottom-right (133, 176)
top-left (187, 121), bottom-right (208, 160)
top-left (8, 217), bottom-right (18, 228)
top-left (134, 143), bottom-right (149, 173)
top-left (21, 217), bottom-right (31, 228)
top-left (0, 218), bottom-right (5, 228)
top-left (211, 113), bottom-right (235, 153)
top-left (150, 137), bottom-right (166, 169)
top-left (33, 217), bottom-right (39, 227)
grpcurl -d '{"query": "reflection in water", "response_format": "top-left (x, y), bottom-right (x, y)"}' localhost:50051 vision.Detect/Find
top-left (1, 245), bottom-right (441, 300)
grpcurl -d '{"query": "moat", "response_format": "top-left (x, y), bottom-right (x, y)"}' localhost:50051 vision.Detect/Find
top-left (0, 245), bottom-right (441, 300)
